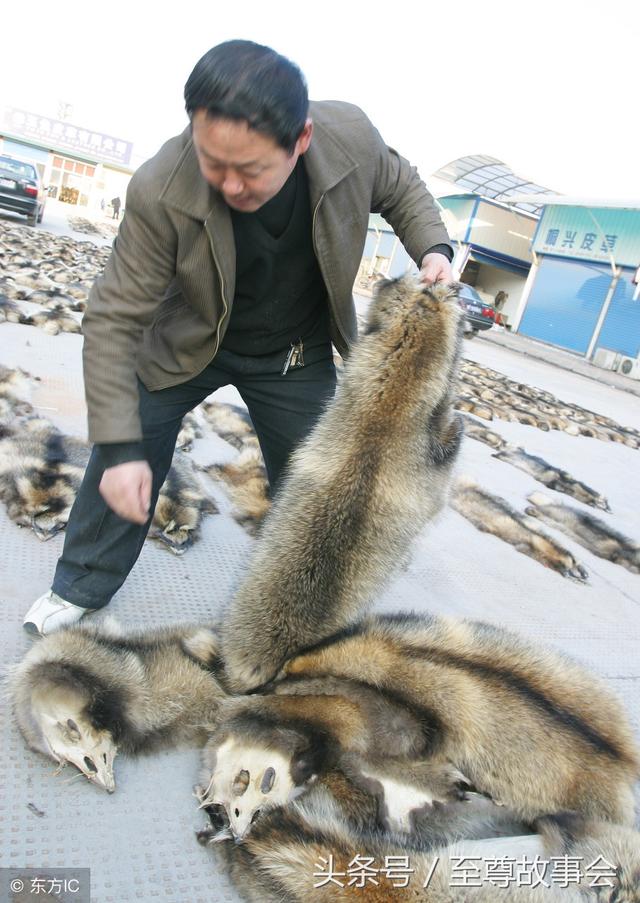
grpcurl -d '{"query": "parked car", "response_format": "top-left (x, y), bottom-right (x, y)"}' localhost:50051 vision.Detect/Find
top-left (458, 283), bottom-right (496, 336)
top-left (0, 155), bottom-right (46, 226)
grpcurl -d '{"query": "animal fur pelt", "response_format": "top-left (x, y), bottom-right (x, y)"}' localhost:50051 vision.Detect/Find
top-left (149, 449), bottom-right (218, 554)
top-left (201, 612), bottom-right (639, 836)
top-left (68, 215), bottom-right (118, 242)
top-left (175, 411), bottom-right (202, 451)
top-left (201, 401), bottom-right (260, 451)
top-left (526, 492), bottom-right (640, 574)
top-left (0, 294), bottom-right (23, 323)
top-left (0, 220), bottom-right (110, 299)
top-left (0, 417), bottom-right (89, 539)
top-left (204, 444), bottom-right (270, 535)
top-left (19, 307), bottom-right (82, 335)
top-left (9, 620), bottom-right (226, 792)
top-left (451, 478), bottom-right (588, 581)
top-left (1, 280), bottom-right (86, 313)
top-left (0, 364), bottom-right (36, 419)
top-left (458, 360), bottom-right (640, 449)
top-left (0, 416), bottom-right (217, 550)
top-left (458, 411), bottom-right (610, 512)
top-left (222, 277), bottom-right (464, 691)
top-left (196, 401), bottom-right (271, 531)
top-left (493, 447), bottom-right (610, 511)
top-left (0, 363), bottom-right (34, 392)
top-left (202, 795), bottom-right (640, 901)
top-left (454, 393), bottom-right (494, 421)
top-left (460, 414), bottom-right (506, 450)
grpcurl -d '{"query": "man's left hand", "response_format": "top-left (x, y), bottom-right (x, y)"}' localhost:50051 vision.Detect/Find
top-left (419, 252), bottom-right (453, 285)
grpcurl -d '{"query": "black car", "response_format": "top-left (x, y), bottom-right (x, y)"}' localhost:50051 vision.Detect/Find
top-left (0, 154), bottom-right (46, 226)
top-left (458, 283), bottom-right (496, 335)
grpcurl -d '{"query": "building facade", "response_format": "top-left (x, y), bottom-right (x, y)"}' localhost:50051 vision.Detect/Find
top-left (359, 193), bottom-right (537, 331)
top-left (512, 203), bottom-right (640, 373)
top-left (362, 153), bottom-right (640, 377)
top-left (1, 106), bottom-right (134, 211)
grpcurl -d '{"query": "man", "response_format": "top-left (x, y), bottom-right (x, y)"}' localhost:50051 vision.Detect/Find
top-left (24, 39), bottom-right (453, 636)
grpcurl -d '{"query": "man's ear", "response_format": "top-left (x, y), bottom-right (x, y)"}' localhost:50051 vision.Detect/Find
top-left (297, 118), bottom-right (313, 155)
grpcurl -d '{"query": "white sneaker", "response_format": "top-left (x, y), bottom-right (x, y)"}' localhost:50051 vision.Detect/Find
top-left (23, 590), bottom-right (90, 637)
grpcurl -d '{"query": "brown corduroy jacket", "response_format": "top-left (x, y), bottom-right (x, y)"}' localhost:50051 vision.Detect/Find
top-left (82, 100), bottom-right (450, 444)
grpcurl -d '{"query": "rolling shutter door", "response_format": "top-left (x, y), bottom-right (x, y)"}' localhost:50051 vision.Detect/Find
top-left (595, 268), bottom-right (640, 357)
top-left (519, 257), bottom-right (612, 354)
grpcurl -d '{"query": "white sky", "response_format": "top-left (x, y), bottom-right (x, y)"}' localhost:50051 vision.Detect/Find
top-left (1, 0), bottom-right (638, 199)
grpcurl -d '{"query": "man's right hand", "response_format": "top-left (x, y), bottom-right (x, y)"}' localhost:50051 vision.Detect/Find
top-left (99, 460), bottom-right (153, 524)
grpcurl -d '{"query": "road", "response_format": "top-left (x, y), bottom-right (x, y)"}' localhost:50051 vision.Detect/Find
top-left (1, 197), bottom-right (115, 246)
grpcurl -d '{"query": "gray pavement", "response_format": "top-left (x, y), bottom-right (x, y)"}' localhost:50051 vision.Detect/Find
top-left (1, 199), bottom-right (116, 247)
top-left (477, 325), bottom-right (640, 398)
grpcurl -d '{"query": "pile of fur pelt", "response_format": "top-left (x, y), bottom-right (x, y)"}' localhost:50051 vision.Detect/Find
top-left (457, 359), bottom-right (640, 448)
top-left (9, 279), bottom-right (640, 902)
top-left (0, 366), bottom-right (217, 553)
top-left (0, 220), bottom-right (112, 334)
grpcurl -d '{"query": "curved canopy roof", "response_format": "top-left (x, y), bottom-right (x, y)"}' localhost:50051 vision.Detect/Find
top-left (433, 154), bottom-right (556, 215)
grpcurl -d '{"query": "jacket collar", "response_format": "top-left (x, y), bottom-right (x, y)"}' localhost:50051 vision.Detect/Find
top-left (158, 110), bottom-right (360, 221)
top-left (159, 126), bottom-right (218, 221)
top-left (303, 105), bottom-right (359, 206)
top-left (158, 127), bottom-right (235, 301)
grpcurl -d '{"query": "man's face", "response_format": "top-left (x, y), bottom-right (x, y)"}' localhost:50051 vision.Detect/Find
top-left (191, 110), bottom-right (313, 212)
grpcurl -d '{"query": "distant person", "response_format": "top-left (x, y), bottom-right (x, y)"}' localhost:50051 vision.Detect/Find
top-left (23, 39), bottom-right (453, 636)
top-left (111, 196), bottom-right (121, 220)
top-left (494, 290), bottom-right (508, 326)
top-left (494, 290), bottom-right (508, 311)
top-left (100, 198), bottom-right (106, 212)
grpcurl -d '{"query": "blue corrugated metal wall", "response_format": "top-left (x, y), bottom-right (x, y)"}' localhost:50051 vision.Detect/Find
top-left (519, 256), bottom-right (612, 353)
top-left (595, 268), bottom-right (640, 357)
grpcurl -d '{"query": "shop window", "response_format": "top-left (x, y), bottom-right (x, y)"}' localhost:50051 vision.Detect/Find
top-left (86, 165), bottom-right (95, 177)
top-left (53, 156), bottom-right (63, 167)
top-left (59, 186), bottom-right (79, 204)
top-left (74, 161), bottom-right (84, 174)
top-left (64, 159), bottom-right (74, 171)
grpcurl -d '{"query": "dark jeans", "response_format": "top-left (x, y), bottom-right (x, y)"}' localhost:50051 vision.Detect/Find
top-left (52, 345), bottom-right (336, 610)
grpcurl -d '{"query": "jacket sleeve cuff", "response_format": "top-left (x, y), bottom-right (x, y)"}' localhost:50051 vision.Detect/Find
top-left (96, 441), bottom-right (147, 468)
top-left (419, 244), bottom-right (454, 267)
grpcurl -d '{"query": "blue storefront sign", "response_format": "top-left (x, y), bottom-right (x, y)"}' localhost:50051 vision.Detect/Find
top-left (533, 205), bottom-right (640, 268)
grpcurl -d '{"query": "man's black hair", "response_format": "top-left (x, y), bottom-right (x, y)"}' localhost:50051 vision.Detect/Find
top-left (184, 40), bottom-right (308, 154)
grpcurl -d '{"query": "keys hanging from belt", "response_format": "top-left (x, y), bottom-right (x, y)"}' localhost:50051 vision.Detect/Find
top-left (281, 339), bottom-right (305, 375)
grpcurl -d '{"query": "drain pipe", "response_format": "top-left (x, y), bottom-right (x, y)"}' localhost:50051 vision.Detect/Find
top-left (585, 269), bottom-right (620, 361)
top-left (510, 250), bottom-right (539, 332)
